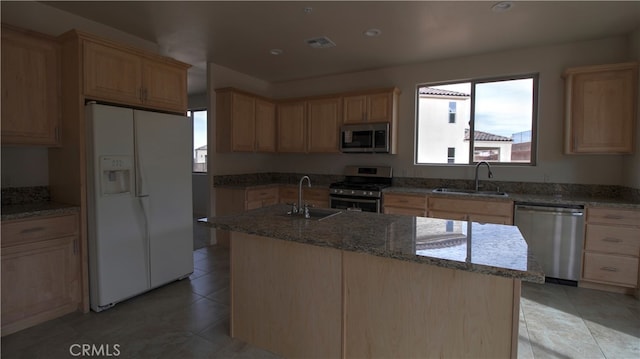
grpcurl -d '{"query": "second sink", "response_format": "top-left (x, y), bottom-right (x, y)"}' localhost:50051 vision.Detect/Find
top-left (432, 187), bottom-right (509, 197)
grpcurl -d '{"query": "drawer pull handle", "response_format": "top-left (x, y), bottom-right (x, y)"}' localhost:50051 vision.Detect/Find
top-left (604, 215), bottom-right (624, 220)
top-left (601, 266), bottom-right (619, 272)
top-left (20, 227), bottom-right (45, 234)
top-left (602, 237), bottom-right (622, 243)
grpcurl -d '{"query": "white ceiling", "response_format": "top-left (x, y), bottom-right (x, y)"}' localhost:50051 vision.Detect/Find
top-left (42, 1), bottom-right (640, 95)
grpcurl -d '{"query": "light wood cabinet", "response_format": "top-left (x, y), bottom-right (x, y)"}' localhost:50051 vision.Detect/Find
top-left (279, 186), bottom-right (330, 208)
top-left (1, 213), bottom-right (80, 336)
top-left (80, 32), bottom-right (189, 113)
top-left (1, 24), bottom-right (60, 146)
top-left (255, 99), bottom-right (277, 152)
top-left (215, 88), bottom-right (276, 153)
top-left (307, 97), bottom-right (342, 153)
top-left (277, 101), bottom-right (307, 153)
top-left (563, 62), bottom-right (638, 154)
top-left (383, 193), bottom-right (427, 216)
top-left (581, 207), bottom-right (640, 292)
top-left (427, 196), bottom-right (514, 225)
top-left (245, 187), bottom-right (279, 210)
top-left (343, 88), bottom-right (398, 124)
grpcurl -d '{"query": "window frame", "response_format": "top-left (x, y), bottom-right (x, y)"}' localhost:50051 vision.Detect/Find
top-left (415, 73), bottom-right (539, 166)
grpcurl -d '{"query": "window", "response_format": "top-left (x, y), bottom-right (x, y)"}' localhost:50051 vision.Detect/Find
top-left (189, 109), bottom-right (207, 173)
top-left (448, 101), bottom-right (456, 123)
top-left (416, 74), bottom-right (537, 165)
top-left (447, 147), bottom-right (455, 164)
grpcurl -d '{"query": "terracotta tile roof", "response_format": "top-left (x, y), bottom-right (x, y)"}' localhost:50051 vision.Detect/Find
top-left (464, 129), bottom-right (512, 142)
top-left (419, 87), bottom-right (469, 97)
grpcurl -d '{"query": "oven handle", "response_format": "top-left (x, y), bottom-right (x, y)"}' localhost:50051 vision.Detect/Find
top-left (330, 196), bottom-right (379, 204)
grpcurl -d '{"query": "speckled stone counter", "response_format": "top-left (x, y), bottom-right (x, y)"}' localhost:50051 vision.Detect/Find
top-left (199, 204), bottom-right (544, 283)
top-left (1, 202), bottom-right (80, 221)
top-left (385, 186), bottom-right (640, 209)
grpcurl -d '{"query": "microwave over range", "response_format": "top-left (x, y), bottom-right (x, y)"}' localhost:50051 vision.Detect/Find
top-left (340, 123), bottom-right (390, 153)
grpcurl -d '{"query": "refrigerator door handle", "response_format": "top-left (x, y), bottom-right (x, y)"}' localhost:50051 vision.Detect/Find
top-left (137, 196), bottom-right (152, 287)
top-left (134, 131), bottom-right (149, 197)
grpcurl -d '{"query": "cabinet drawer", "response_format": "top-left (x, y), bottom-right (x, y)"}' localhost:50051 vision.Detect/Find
top-left (428, 197), bottom-right (513, 219)
top-left (1, 214), bottom-right (78, 247)
top-left (384, 193), bottom-right (426, 210)
top-left (583, 252), bottom-right (639, 287)
top-left (384, 207), bottom-right (426, 217)
top-left (279, 186), bottom-right (297, 204)
top-left (585, 224), bottom-right (640, 256)
top-left (587, 207), bottom-right (640, 226)
top-left (246, 187), bottom-right (278, 202)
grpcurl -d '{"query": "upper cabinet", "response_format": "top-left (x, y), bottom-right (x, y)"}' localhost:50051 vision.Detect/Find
top-left (343, 88), bottom-right (399, 124)
top-left (277, 101), bottom-right (307, 153)
top-left (216, 88), bottom-right (276, 153)
top-left (563, 62), bottom-right (639, 154)
top-left (307, 97), bottom-right (342, 153)
top-left (61, 30), bottom-right (190, 113)
top-left (1, 24), bottom-right (60, 146)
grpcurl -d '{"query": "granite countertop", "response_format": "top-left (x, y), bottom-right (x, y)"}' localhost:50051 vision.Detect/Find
top-left (199, 204), bottom-right (545, 284)
top-left (1, 202), bottom-right (80, 221)
top-left (385, 186), bottom-right (640, 209)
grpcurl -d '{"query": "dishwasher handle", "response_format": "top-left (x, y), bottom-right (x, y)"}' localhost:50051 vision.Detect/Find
top-left (515, 205), bottom-right (584, 216)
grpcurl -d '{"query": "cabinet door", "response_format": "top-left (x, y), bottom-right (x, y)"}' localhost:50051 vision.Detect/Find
top-left (278, 102), bottom-right (306, 153)
top-left (142, 60), bottom-right (188, 113)
top-left (1, 26), bottom-right (59, 146)
top-left (565, 63), bottom-right (638, 154)
top-left (368, 92), bottom-right (394, 123)
top-left (307, 98), bottom-right (342, 153)
top-left (83, 41), bottom-right (142, 105)
top-left (255, 99), bottom-right (276, 152)
top-left (1, 236), bottom-right (79, 335)
top-left (231, 92), bottom-right (256, 152)
top-left (343, 95), bottom-right (367, 124)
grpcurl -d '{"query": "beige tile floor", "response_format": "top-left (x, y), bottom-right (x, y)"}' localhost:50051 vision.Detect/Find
top-left (2, 244), bottom-right (639, 358)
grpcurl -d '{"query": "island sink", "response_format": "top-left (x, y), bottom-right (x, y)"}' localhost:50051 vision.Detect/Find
top-left (286, 207), bottom-right (343, 221)
top-left (432, 187), bottom-right (509, 197)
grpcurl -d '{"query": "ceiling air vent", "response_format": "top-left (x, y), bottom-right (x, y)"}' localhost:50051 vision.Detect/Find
top-left (305, 36), bottom-right (336, 49)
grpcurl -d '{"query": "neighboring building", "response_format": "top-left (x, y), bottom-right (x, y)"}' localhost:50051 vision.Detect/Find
top-left (464, 129), bottom-right (513, 162)
top-left (511, 130), bottom-right (532, 162)
top-left (417, 87), bottom-right (470, 163)
top-left (194, 145), bottom-right (207, 172)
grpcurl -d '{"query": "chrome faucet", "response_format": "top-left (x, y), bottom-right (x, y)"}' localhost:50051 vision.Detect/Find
top-left (474, 161), bottom-right (493, 191)
top-left (298, 175), bottom-right (311, 213)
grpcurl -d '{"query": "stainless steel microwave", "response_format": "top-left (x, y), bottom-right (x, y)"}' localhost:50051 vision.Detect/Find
top-left (340, 123), bottom-right (390, 153)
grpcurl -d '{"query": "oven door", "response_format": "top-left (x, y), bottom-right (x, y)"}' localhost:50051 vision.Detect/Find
top-left (330, 195), bottom-right (380, 213)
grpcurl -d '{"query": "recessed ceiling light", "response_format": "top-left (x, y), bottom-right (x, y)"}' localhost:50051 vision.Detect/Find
top-left (304, 7), bottom-right (313, 14)
top-left (269, 49), bottom-right (283, 55)
top-left (491, 1), bottom-right (513, 13)
top-left (364, 28), bottom-right (382, 37)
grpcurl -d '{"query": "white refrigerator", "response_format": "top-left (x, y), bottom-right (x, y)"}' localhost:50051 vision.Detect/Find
top-left (86, 103), bottom-right (194, 312)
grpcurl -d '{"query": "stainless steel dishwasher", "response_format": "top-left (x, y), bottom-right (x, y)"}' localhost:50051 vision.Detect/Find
top-left (514, 203), bottom-right (585, 282)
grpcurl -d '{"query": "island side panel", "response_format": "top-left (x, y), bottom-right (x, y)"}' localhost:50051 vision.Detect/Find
top-left (343, 251), bottom-right (518, 358)
top-left (230, 232), bottom-right (343, 358)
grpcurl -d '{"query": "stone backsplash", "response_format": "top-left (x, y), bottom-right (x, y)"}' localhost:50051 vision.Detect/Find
top-left (1, 186), bottom-right (51, 206)
top-left (213, 172), bottom-right (640, 202)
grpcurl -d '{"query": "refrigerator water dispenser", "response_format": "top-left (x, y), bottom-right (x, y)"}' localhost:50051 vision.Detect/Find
top-left (100, 156), bottom-right (132, 195)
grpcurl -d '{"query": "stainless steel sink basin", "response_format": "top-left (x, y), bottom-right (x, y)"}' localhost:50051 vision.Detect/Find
top-left (284, 207), bottom-right (343, 221)
top-left (432, 187), bottom-right (509, 197)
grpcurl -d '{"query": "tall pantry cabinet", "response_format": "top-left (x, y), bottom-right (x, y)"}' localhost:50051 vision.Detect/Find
top-left (51, 30), bottom-right (190, 312)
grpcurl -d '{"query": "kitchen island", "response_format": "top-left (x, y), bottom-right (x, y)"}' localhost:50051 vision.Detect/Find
top-left (199, 204), bottom-right (544, 358)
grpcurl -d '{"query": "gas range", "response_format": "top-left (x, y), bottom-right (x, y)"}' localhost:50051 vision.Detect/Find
top-left (329, 166), bottom-right (393, 213)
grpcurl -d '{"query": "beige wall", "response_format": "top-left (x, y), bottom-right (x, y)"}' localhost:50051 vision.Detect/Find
top-left (211, 35), bottom-right (635, 186)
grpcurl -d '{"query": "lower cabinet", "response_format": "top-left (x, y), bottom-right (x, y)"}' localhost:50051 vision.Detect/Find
top-left (1, 213), bottom-right (80, 336)
top-left (279, 186), bottom-right (330, 209)
top-left (427, 196), bottom-right (514, 225)
top-left (581, 207), bottom-right (640, 293)
top-left (383, 193), bottom-right (427, 216)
